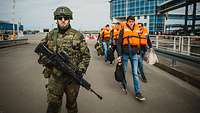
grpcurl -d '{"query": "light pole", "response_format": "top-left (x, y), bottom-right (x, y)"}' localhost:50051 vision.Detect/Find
top-left (125, 0), bottom-right (128, 19)
top-left (154, 0), bottom-right (157, 34)
top-left (12, 0), bottom-right (16, 39)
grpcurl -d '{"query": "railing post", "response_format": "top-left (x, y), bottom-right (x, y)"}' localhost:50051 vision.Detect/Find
top-left (178, 36), bottom-right (181, 53)
top-left (156, 35), bottom-right (159, 48)
top-left (187, 36), bottom-right (191, 55)
top-left (171, 58), bottom-right (176, 67)
top-left (173, 36), bottom-right (176, 51)
top-left (181, 36), bottom-right (184, 53)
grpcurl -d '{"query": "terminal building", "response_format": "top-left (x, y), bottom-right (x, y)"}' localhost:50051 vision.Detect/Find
top-left (0, 20), bottom-right (23, 40)
top-left (109, 0), bottom-right (200, 34)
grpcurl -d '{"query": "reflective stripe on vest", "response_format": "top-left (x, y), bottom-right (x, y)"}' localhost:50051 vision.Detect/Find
top-left (122, 25), bottom-right (139, 46)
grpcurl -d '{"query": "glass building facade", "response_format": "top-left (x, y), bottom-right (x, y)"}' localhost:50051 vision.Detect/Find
top-left (110, 0), bottom-right (166, 33)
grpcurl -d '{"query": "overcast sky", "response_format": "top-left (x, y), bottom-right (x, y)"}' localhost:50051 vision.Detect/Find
top-left (0, 0), bottom-right (199, 31)
top-left (0, 0), bottom-right (111, 31)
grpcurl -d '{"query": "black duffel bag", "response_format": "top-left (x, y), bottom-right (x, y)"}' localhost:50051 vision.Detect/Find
top-left (95, 42), bottom-right (104, 56)
top-left (114, 63), bottom-right (127, 89)
top-left (107, 47), bottom-right (115, 63)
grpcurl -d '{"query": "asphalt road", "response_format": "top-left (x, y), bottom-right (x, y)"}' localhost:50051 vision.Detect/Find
top-left (0, 33), bottom-right (199, 113)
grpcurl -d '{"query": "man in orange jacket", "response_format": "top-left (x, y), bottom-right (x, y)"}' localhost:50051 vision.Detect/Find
top-left (138, 23), bottom-right (153, 82)
top-left (110, 22), bottom-right (121, 64)
top-left (101, 24), bottom-right (111, 62)
top-left (117, 16), bottom-right (145, 101)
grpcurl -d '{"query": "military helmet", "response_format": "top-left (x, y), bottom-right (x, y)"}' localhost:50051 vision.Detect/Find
top-left (54, 6), bottom-right (73, 20)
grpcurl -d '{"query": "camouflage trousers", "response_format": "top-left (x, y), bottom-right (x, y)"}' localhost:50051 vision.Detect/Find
top-left (46, 75), bottom-right (80, 113)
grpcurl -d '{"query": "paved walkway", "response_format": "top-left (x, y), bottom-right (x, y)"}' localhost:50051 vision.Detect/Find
top-left (0, 33), bottom-right (199, 113)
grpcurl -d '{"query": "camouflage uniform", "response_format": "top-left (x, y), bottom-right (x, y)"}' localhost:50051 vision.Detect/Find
top-left (44, 28), bottom-right (90, 113)
top-left (40, 26), bottom-right (91, 113)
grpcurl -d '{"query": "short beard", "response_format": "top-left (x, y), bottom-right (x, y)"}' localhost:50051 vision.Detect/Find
top-left (58, 23), bottom-right (70, 34)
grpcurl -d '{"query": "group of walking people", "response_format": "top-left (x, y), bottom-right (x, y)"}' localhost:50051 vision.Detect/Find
top-left (96, 16), bottom-right (153, 101)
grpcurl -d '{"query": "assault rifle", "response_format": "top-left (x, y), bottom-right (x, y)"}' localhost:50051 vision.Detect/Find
top-left (34, 43), bottom-right (102, 100)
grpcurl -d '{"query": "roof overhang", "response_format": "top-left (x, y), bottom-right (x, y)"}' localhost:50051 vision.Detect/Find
top-left (158, 0), bottom-right (200, 14)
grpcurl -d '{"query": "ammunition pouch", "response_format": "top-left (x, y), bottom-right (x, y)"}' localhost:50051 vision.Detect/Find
top-left (42, 67), bottom-right (52, 78)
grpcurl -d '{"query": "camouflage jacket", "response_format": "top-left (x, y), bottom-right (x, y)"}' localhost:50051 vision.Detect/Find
top-left (40, 27), bottom-right (91, 78)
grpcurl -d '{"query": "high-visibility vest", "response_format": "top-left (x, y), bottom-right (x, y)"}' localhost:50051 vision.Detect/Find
top-left (103, 29), bottom-right (110, 40)
top-left (113, 28), bottom-right (120, 40)
top-left (122, 25), bottom-right (140, 46)
top-left (139, 27), bottom-right (148, 46)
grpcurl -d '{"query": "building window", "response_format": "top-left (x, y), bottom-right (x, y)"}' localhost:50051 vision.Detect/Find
top-left (144, 23), bottom-right (147, 27)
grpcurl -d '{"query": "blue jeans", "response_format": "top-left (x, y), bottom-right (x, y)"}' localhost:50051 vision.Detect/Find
top-left (102, 42), bottom-right (108, 61)
top-left (138, 51), bottom-right (145, 76)
top-left (122, 53), bottom-right (141, 95)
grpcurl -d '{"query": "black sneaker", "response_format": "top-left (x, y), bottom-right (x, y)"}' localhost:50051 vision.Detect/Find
top-left (135, 93), bottom-right (146, 101)
top-left (142, 76), bottom-right (147, 83)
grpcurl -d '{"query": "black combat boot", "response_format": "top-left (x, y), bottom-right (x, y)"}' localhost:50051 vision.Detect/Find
top-left (47, 102), bottom-right (60, 113)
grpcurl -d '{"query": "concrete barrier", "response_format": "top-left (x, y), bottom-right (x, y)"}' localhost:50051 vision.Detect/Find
top-left (154, 49), bottom-right (200, 89)
top-left (0, 39), bottom-right (28, 48)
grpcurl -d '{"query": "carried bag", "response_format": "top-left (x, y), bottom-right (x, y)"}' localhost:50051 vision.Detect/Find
top-left (145, 49), bottom-right (159, 65)
top-left (114, 63), bottom-right (126, 81)
top-left (94, 42), bottom-right (99, 49)
top-left (107, 47), bottom-right (115, 62)
top-left (97, 46), bottom-right (104, 56)
top-left (95, 42), bottom-right (104, 56)
top-left (114, 63), bottom-right (127, 89)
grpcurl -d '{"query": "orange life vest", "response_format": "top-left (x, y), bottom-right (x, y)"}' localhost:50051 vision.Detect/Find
top-left (120, 21), bottom-right (126, 28)
top-left (139, 27), bottom-right (148, 46)
top-left (122, 25), bottom-right (140, 46)
top-left (113, 28), bottom-right (120, 40)
top-left (103, 29), bottom-right (110, 40)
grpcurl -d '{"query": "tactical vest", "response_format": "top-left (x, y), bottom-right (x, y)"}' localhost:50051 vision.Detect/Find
top-left (45, 28), bottom-right (82, 79)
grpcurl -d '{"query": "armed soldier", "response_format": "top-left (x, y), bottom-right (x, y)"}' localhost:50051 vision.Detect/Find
top-left (37, 6), bottom-right (91, 113)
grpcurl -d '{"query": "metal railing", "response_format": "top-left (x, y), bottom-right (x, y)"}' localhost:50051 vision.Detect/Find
top-left (150, 35), bottom-right (200, 56)
top-left (150, 35), bottom-right (200, 67)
